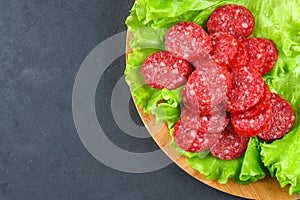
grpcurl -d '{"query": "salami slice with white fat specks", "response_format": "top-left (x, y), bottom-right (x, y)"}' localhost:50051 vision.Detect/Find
top-left (207, 4), bottom-right (255, 39)
top-left (231, 103), bottom-right (272, 137)
top-left (142, 51), bottom-right (193, 90)
top-left (228, 41), bottom-right (248, 72)
top-left (234, 81), bottom-right (271, 119)
top-left (182, 69), bottom-right (212, 114)
top-left (211, 123), bottom-right (249, 160)
top-left (242, 38), bottom-right (266, 72)
top-left (197, 63), bottom-right (231, 104)
top-left (258, 93), bottom-right (295, 141)
top-left (180, 108), bottom-right (229, 134)
top-left (182, 65), bottom-right (230, 115)
top-left (182, 91), bottom-right (226, 115)
top-left (174, 120), bottom-right (220, 153)
top-left (226, 67), bottom-right (264, 114)
top-left (165, 22), bottom-right (212, 65)
top-left (210, 32), bottom-right (238, 66)
top-left (257, 38), bottom-right (279, 75)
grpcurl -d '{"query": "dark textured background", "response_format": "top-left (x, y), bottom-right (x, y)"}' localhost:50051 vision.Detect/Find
top-left (0, 0), bottom-right (247, 199)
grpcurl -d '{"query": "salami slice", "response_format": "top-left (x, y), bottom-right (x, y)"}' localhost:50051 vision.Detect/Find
top-left (174, 120), bottom-right (220, 153)
top-left (142, 51), bottom-right (194, 90)
top-left (242, 38), bottom-right (266, 72)
top-left (182, 70), bottom-right (212, 114)
top-left (226, 67), bottom-right (264, 114)
top-left (212, 103), bottom-right (227, 115)
top-left (258, 93), bottom-right (296, 141)
top-left (197, 63), bottom-right (231, 104)
top-left (231, 103), bottom-right (272, 137)
top-left (233, 81), bottom-right (271, 119)
top-left (182, 91), bottom-right (226, 115)
top-left (182, 86), bottom-right (206, 114)
top-left (207, 4), bottom-right (255, 39)
top-left (211, 123), bottom-right (249, 160)
top-left (182, 65), bottom-right (230, 115)
top-left (257, 38), bottom-right (279, 75)
top-left (228, 41), bottom-right (248, 72)
top-left (180, 108), bottom-right (228, 134)
top-left (210, 32), bottom-right (238, 66)
top-left (165, 22), bottom-right (212, 65)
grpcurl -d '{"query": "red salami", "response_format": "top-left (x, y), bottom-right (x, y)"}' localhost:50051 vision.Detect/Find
top-left (226, 67), bottom-right (264, 113)
top-left (257, 38), bottom-right (279, 75)
top-left (210, 32), bottom-right (238, 66)
top-left (165, 22), bottom-right (212, 65)
top-left (142, 51), bottom-right (194, 90)
top-left (242, 38), bottom-right (266, 72)
top-left (233, 81), bottom-right (271, 119)
top-left (174, 120), bottom-right (220, 153)
top-left (197, 63), bottom-right (231, 103)
top-left (207, 4), bottom-right (255, 39)
top-left (231, 103), bottom-right (272, 137)
top-left (228, 41), bottom-right (248, 72)
top-left (182, 65), bottom-right (230, 115)
top-left (212, 103), bottom-right (227, 115)
top-left (182, 92), bottom-right (226, 115)
top-left (258, 93), bottom-right (296, 141)
top-left (182, 86), bottom-right (207, 114)
top-left (182, 69), bottom-right (212, 114)
top-left (211, 124), bottom-right (249, 160)
top-left (180, 108), bottom-right (228, 134)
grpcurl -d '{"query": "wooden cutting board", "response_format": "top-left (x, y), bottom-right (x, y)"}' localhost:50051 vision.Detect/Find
top-left (126, 32), bottom-right (300, 200)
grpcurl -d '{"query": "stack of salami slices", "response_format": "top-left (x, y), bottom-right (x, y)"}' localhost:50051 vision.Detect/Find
top-left (141, 4), bottom-right (295, 160)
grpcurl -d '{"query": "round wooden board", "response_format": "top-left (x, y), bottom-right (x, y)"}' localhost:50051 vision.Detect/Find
top-left (126, 32), bottom-right (300, 200)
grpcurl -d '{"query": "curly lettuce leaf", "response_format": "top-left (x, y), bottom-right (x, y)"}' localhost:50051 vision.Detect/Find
top-left (240, 137), bottom-right (268, 183)
top-left (187, 137), bottom-right (266, 184)
top-left (261, 129), bottom-right (300, 194)
top-left (260, 68), bottom-right (300, 194)
top-left (146, 87), bottom-right (182, 128)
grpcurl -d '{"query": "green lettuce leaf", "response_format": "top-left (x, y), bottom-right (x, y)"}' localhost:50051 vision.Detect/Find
top-left (240, 137), bottom-right (268, 183)
top-left (146, 87), bottom-right (182, 128)
top-left (125, 0), bottom-right (300, 194)
top-left (187, 137), bottom-right (266, 184)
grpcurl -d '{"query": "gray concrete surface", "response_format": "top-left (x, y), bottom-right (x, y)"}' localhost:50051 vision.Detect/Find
top-left (0, 0), bottom-right (246, 199)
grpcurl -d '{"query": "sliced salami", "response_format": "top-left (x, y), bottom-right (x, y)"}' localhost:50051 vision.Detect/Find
top-left (242, 38), bottom-right (266, 72)
top-left (207, 4), bottom-right (255, 39)
top-left (182, 69), bottom-right (212, 114)
top-left (165, 22), bottom-right (212, 65)
top-left (257, 38), bottom-right (279, 75)
top-left (142, 51), bottom-right (194, 90)
top-left (212, 103), bottom-right (227, 115)
top-left (180, 108), bottom-right (228, 134)
top-left (197, 63), bottom-right (231, 104)
top-left (228, 41), bottom-right (248, 72)
top-left (226, 67), bottom-right (264, 114)
top-left (234, 81), bottom-right (271, 119)
top-left (258, 93), bottom-right (296, 141)
top-left (231, 103), bottom-right (272, 137)
top-left (210, 32), bottom-right (238, 66)
top-left (182, 86), bottom-right (208, 114)
top-left (182, 91), bottom-right (226, 115)
top-left (182, 65), bottom-right (230, 115)
top-left (174, 120), bottom-right (220, 153)
top-left (211, 123), bottom-right (249, 160)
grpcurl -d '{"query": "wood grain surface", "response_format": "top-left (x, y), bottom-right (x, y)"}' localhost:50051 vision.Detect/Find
top-left (126, 32), bottom-right (300, 200)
